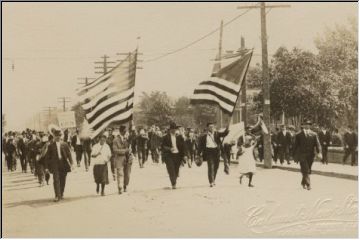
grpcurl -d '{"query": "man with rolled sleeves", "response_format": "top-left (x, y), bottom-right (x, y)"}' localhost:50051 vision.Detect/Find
top-left (45, 128), bottom-right (74, 202)
top-left (198, 122), bottom-right (229, 187)
top-left (112, 126), bottom-right (131, 194)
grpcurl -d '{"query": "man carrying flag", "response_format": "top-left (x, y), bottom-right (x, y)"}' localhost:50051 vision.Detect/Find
top-left (191, 49), bottom-right (253, 187)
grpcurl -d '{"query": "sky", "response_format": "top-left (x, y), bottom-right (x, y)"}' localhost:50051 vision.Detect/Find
top-left (2, 2), bottom-right (358, 131)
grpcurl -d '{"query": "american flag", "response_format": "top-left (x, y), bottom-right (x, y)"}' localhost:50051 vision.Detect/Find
top-left (190, 50), bottom-right (253, 114)
top-left (77, 50), bottom-right (137, 139)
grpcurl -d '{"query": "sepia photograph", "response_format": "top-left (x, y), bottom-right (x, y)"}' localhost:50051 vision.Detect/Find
top-left (1, 2), bottom-right (358, 238)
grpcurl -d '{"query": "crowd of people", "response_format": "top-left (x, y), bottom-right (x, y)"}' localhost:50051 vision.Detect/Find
top-left (2, 120), bottom-right (358, 201)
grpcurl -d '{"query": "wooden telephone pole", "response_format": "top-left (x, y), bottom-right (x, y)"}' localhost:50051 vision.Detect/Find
top-left (58, 97), bottom-right (71, 112)
top-left (238, 2), bottom-right (290, 169)
top-left (94, 55), bottom-right (116, 75)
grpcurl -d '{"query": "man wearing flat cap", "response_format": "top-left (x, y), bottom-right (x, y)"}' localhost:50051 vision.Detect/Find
top-left (161, 122), bottom-right (185, 189)
top-left (293, 120), bottom-right (322, 190)
top-left (198, 122), bottom-right (229, 187)
top-left (45, 128), bottom-right (74, 202)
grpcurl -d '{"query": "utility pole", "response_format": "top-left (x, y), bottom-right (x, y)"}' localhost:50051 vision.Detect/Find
top-left (43, 107), bottom-right (56, 126)
top-left (78, 77), bottom-right (96, 88)
top-left (238, 2), bottom-right (290, 169)
top-left (94, 55), bottom-right (116, 75)
top-left (216, 20), bottom-right (224, 129)
top-left (240, 36), bottom-right (247, 127)
top-left (58, 97), bottom-right (71, 112)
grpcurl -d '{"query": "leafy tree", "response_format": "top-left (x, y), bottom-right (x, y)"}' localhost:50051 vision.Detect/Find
top-left (135, 91), bottom-right (173, 127)
top-left (315, 17), bottom-right (358, 128)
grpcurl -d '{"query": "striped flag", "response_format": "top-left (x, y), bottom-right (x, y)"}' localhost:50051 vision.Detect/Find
top-left (77, 50), bottom-right (138, 139)
top-left (190, 50), bottom-right (253, 115)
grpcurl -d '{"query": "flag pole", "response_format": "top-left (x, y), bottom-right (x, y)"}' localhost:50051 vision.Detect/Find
top-left (224, 49), bottom-right (254, 129)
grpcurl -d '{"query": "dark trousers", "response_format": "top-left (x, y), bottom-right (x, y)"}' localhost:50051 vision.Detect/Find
top-left (343, 148), bottom-right (356, 165)
top-left (53, 169), bottom-right (68, 198)
top-left (273, 146), bottom-right (278, 162)
top-left (5, 155), bottom-right (13, 171)
top-left (138, 148), bottom-right (147, 167)
top-left (278, 147), bottom-right (289, 164)
top-left (151, 148), bottom-right (160, 163)
top-left (321, 146), bottom-right (328, 164)
top-left (300, 156), bottom-right (314, 187)
top-left (205, 148), bottom-right (220, 184)
top-left (83, 150), bottom-right (91, 170)
top-left (75, 146), bottom-right (83, 165)
top-left (123, 160), bottom-right (132, 187)
top-left (19, 153), bottom-right (26, 172)
top-left (28, 154), bottom-right (36, 173)
top-left (165, 153), bottom-right (181, 186)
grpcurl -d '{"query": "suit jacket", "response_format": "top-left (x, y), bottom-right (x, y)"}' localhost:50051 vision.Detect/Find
top-left (161, 134), bottom-right (185, 161)
top-left (45, 141), bottom-right (73, 174)
top-left (293, 130), bottom-right (321, 162)
top-left (277, 131), bottom-right (292, 150)
top-left (318, 131), bottom-right (331, 148)
top-left (343, 132), bottom-right (357, 149)
top-left (71, 135), bottom-right (83, 150)
top-left (198, 129), bottom-right (229, 155)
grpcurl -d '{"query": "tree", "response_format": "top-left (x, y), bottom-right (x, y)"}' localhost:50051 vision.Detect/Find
top-left (135, 91), bottom-right (173, 127)
top-left (173, 97), bottom-right (196, 128)
top-left (315, 17), bottom-right (358, 128)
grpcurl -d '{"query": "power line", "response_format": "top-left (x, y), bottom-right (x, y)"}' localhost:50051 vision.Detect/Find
top-left (143, 6), bottom-right (256, 63)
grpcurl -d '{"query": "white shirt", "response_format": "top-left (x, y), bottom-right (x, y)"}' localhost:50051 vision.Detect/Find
top-left (170, 134), bottom-right (179, 153)
top-left (76, 136), bottom-right (81, 145)
top-left (56, 141), bottom-right (61, 159)
top-left (282, 131), bottom-right (286, 136)
top-left (206, 132), bottom-right (217, 148)
top-left (92, 143), bottom-right (112, 165)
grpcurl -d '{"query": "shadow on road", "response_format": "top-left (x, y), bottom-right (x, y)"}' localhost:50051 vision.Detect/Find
top-left (4, 194), bottom-right (98, 209)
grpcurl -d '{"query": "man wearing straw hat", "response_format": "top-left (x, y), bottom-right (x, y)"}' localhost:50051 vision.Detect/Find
top-left (45, 126), bottom-right (74, 202)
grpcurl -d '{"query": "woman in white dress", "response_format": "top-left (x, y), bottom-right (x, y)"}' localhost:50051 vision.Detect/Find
top-left (92, 134), bottom-right (112, 196)
top-left (237, 134), bottom-right (257, 187)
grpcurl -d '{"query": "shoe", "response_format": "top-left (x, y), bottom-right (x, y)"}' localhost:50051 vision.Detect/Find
top-left (172, 185), bottom-right (176, 189)
top-left (96, 186), bottom-right (99, 194)
top-left (60, 194), bottom-right (64, 200)
top-left (210, 183), bottom-right (213, 188)
top-left (248, 184), bottom-right (254, 187)
top-left (118, 188), bottom-right (122, 194)
top-left (307, 186), bottom-right (311, 190)
top-left (53, 197), bottom-right (60, 202)
top-left (101, 192), bottom-right (105, 196)
top-left (124, 186), bottom-right (127, 192)
top-left (213, 182), bottom-right (216, 186)
top-left (302, 184), bottom-right (306, 189)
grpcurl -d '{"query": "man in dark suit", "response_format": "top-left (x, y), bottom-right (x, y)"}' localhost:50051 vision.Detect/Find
top-left (343, 125), bottom-right (357, 166)
top-left (17, 134), bottom-right (27, 172)
top-left (71, 129), bottom-right (83, 167)
top-left (318, 125), bottom-right (331, 164)
top-left (161, 122), bottom-right (185, 189)
top-left (276, 125), bottom-right (292, 165)
top-left (198, 122), bottom-right (229, 187)
top-left (45, 129), bottom-right (74, 202)
top-left (294, 120), bottom-right (322, 190)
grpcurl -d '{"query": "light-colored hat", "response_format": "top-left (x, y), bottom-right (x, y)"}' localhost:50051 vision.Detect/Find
top-left (48, 124), bottom-right (62, 137)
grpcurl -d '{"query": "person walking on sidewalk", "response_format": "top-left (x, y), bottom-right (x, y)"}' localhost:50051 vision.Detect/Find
top-left (293, 120), bottom-right (322, 190)
top-left (277, 125), bottom-right (292, 165)
top-left (318, 125), bottom-right (331, 165)
top-left (45, 127), bottom-right (74, 202)
top-left (92, 134), bottom-right (112, 196)
top-left (162, 122), bottom-right (185, 189)
top-left (198, 122), bottom-right (229, 188)
top-left (112, 126), bottom-right (130, 194)
top-left (343, 125), bottom-right (357, 166)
